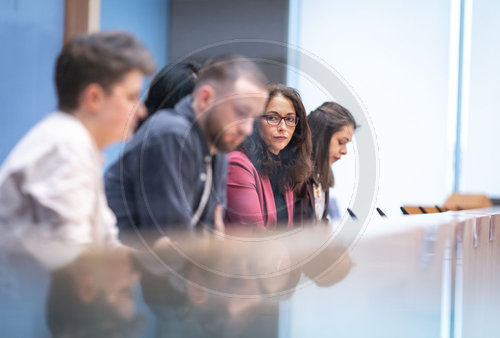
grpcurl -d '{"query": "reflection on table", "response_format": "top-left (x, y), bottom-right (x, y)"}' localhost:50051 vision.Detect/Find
top-left (1, 208), bottom-right (499, 337)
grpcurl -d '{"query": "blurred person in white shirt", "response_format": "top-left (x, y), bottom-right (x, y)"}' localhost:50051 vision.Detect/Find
top-left (0, 31), bottom-right (154, 268)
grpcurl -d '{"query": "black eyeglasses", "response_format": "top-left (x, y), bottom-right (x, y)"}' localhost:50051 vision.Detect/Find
top-left (261, 114), bottom-right (299, 127)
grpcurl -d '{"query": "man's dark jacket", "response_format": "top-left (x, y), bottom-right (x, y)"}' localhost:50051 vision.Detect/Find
top-left (104, 96), bottom-right (227, 239)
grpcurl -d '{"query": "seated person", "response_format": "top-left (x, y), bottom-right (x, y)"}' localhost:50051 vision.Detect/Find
top-left (103, 55), bottom-right (268, 238)
top-left (105, 61), bottom-right (199, 236)
top-left (0, 31), bottom-right (154, 257)
top-left (294, 102), bottom-right (357, 223)
top-left (225, 84), bottom-right (312, 230)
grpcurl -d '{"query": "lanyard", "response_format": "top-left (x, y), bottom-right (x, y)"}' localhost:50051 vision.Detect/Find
top-left (190, 155), bottom-right (213, 227)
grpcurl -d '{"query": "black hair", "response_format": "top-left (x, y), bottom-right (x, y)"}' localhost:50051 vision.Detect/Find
top-left (136, 61), bottom-right (200, 129)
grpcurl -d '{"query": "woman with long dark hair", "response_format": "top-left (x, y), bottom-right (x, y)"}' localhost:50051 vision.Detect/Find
top-left (225, 84), bottom-right (312, 230)
top-left (294, 102), bottom-right (357, 223)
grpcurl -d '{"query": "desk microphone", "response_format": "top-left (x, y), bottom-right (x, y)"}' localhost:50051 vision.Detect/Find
top-left (376, 207), bottom-right (387, 217)
top-left (347, 208), bottom-right (357, 220)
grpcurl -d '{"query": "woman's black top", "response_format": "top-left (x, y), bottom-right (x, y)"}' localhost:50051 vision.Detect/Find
top-left (269, 153), bottom-right (288, 224)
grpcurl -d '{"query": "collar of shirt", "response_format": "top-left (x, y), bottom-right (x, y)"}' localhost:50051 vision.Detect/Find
top-left (55, 111), bottom-right (105, 166)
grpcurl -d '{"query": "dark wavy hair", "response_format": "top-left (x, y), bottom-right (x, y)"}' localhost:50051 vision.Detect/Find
top-left (308, 102), bottom-right (357, 190)
top-left (238, 84), bottom-right (312, 194)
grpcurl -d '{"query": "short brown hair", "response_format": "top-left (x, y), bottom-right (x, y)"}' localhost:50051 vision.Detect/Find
top-left (194, 54), bottom-right (267, 93)
top-left (55, 31), bottom-right (155, 112)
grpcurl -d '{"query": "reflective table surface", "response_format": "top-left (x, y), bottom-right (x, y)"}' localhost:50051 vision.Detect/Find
top-left (1, 208), bottom-right (499, 337)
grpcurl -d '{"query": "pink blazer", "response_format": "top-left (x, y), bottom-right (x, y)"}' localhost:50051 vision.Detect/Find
top-left (225, 151), bottom-right (294, 230)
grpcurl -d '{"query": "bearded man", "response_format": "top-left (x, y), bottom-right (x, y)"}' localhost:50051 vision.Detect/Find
top-left (104, 55), bottom-right (268, 240)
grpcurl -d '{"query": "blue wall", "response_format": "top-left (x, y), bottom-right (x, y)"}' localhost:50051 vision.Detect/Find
top-left (0, 0), bottom-right (169, 165)
top-left (100, 0), bottom-right (169, 78)
top-left (100, 0), bottom-right (169, 166)
top-left (0, 0), bottom-right (65, 164)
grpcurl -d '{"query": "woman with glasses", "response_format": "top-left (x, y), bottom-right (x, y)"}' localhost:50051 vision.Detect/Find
top-left (224, 84), bottom-right (312, 230)
top-left (294, 102), bottom-right (357, 224)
